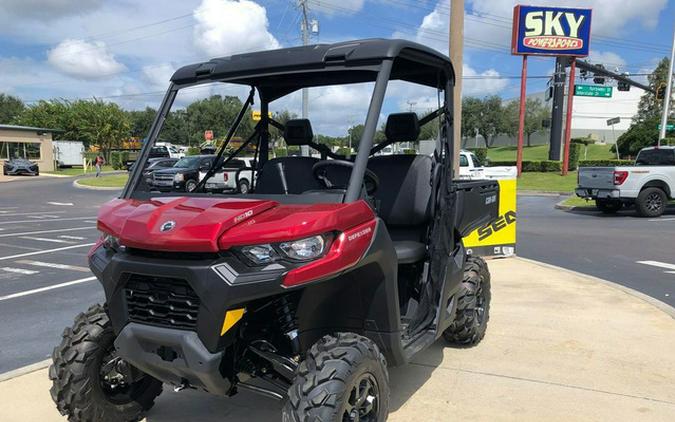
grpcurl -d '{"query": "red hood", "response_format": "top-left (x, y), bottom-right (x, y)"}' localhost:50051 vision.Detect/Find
top-left (97, 197), bottom-right (278, 252)
top-left (97, 197), bottom-right (375, 253)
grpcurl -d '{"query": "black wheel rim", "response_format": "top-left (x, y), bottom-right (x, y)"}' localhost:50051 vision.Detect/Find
top-left (240, 183), bottom-right (248, 194)
top-left (343, 373), bottom-right (379, 422)
top-left (98, 348), bottom-right (147, 405)
top-left (646, 193), bottom-right (663, 212)
top-left (475, 280), bottom-right (486, 325)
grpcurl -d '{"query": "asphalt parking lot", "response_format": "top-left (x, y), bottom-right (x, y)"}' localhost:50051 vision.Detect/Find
top-left (0, 177), bottom-right (114, 372)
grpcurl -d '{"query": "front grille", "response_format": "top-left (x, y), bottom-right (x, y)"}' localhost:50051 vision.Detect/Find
top-left (153, 173), bottom-right (174, 181)
top-left (124, 274), bottom-right (200, 330)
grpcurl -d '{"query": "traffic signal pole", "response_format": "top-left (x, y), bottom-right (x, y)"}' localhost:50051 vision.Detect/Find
top-left (516, 55), bottom-right (527, 176)
top-left (562, 58), bottom-right (576, 176)
top-left (549, 57), bottom-right (566, 161)
top-left (659, 27), bottom-right (675, 144)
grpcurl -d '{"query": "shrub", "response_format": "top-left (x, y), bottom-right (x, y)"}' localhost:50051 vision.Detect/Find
top-left (467, 148), bottom-right (488, 165)
top-left (273, 148), bottom-right (288, 157)
top-left (403, 148), bottom-right (417, 155)
top-left (109, 151), bottom-right (124, 170)
top-left (571, 137), bottom-right (595, 146)
top-left (568, 143), bottom-right (582, 171)
top-left (578, 159), bottom-right (634, 167)
top-left (83, 151), bottom-right (98, 163)
top-left (336, 147), bottom-right (352, 157)
top-left (488, 160), bottom-right (561, 172)
top-left (186, 147), bottom-right (201, 156)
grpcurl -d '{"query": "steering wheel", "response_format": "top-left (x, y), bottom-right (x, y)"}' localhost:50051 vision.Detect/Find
top-left (312, 160), bottom-right (379, 195)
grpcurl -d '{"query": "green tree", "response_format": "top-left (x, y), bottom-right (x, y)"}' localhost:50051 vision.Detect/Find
top-left (617, 57), bottom-right (672, 156)
top-left (0, 93), bottom-right (25, 124)
top-left (461, 97), bottom-right (482, 142)
top-left (476, 96), bottom-right (503, 148)
top-left (127, 107), bottom-right (157, 139)
top-left (183, 95), bottom-right (255, 146)
top-left (502, 98), bottom-right (548, 147)
top-left (69, 100), bottom-right (130, 156)
top-left (16, 100), bottom-right (81, 142)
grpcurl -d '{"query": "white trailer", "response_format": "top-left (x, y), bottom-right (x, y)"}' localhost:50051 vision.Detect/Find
top-left (53, 141), bottom-right (85, 167)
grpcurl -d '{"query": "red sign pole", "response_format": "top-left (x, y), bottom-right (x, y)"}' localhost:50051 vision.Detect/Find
top-left (516, 55), bottom-right (528, 176)
top-left (562, 58), bottom-right (576, 176)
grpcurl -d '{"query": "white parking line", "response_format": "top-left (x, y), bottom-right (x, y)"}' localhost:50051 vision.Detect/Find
top-left (15, 260), bottom-right (90, 272)
top-left (0, 243), bottom-right (96, 261)
top-left (0, 267), bottom-right (39, 275)
top-left (0, 216), bottom-right (97, 225)
top-left (84, 220), bottom-right (98, 224)
top-left (47, 202), bottom-right (74, 206)
top-left (58, 235), bottom-right (87, 240)
top-left (0, 227), bottom-right (94, 239)
top-left (0, 211), bottom-right (66, 217)
top-left (20, 236), bottom-right (74, 244)
top-left (0, 276), bottom-right (96, 302)
top-left (636, 260), bottom-right (675, 273)
top-left (28, 215), bottom-right (60, 220)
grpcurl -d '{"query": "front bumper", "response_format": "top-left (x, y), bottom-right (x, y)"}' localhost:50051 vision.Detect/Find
top-left (115, 323), bottom-right (231, 394)
top-left (575, 188), bottom-right (620, 199)
top-left (89, 245), bottom-right (291, 389)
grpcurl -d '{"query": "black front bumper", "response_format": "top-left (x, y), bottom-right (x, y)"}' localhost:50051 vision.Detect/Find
top-left (89, 246), bottom-right (288, 389)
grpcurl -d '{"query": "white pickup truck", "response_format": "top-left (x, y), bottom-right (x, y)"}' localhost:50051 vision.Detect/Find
top-left (576, 146), bottom-right (675, 217)
top-left (459, 150), bottom-right (518, 180)
top-left (204, 157), bottom-right (256, 193)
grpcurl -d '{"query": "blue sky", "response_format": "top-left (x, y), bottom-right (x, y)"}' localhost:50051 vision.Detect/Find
top-left (0, 0), bottom-right (673, 135)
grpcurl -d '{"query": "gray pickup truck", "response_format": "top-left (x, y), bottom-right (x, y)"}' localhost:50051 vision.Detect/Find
top-left (576, 146), bottom-right (675, 217)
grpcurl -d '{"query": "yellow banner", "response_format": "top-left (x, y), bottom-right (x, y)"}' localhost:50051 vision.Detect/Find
top-left (463, 179), bottom-right (517, 257)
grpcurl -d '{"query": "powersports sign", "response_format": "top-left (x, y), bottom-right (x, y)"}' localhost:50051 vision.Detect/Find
top-left (511, 5), bottom-right (592, 57)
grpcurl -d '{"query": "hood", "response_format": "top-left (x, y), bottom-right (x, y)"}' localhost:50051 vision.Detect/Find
top-left (98, 197), bottom-right (278, 252)
top-left (153, 167), bottom-right (189, 176)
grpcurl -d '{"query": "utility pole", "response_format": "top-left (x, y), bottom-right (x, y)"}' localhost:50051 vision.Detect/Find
top-left (299, 0), bottom-right (310, 156)
top-left (549, 57), bottom-right (566, 161)
top-left (449, 0), bottom-right (464, 176)
top-left (659, 26), bottom-right (675, 144)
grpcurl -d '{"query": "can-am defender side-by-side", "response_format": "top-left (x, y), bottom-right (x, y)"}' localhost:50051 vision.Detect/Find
top-left (50, 39), bottom-right (499, 422)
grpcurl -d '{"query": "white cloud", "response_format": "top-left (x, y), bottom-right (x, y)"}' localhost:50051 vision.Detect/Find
top-left (47, 39), bottom-right (126, 79)
top-left (463, 65), bottom-right (509, 96)
top-left (193, 0), bottom-right (280, 57)
top-left (141, 63), bottom-right (177, 90)
top-left (588, 50), bottom-right (626, 70)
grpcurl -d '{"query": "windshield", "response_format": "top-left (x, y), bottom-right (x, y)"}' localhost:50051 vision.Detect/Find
top-left (126, 72), bottom-right (445, 201)
top-left (174, 156), bottom-right (201, 168)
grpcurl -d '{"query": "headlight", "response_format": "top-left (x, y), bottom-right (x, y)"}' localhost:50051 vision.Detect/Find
top-left (174, 173), bottom-right (184, 182)
top-left (241, 244), bottom-right (278, 264)
top-left (238, 234), bottom-right (331, 265)
top-left (101, 233), bottom-right (125, 252)
top-left (279, 235), bottom-right (326, 261)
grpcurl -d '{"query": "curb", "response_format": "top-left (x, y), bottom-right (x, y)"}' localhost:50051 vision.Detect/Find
top-left (518, 191), bottom-right (569, 197)
top-left (516, 257), bottom-right (675, 320)
top-left (73, 178), bottom-right (124, 191)
top-left (0, 359), bottom-right (51, 382)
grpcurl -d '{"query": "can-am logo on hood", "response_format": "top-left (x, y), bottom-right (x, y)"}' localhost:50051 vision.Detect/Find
top-left (160, 220), bottom-right (176, 232)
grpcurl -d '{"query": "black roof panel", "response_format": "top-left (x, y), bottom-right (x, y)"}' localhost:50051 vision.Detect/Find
top-left (171, 39), bottom-right (454, 94)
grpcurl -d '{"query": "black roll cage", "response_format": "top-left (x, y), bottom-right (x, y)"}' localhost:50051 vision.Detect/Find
top-left (123, 40), bottom-right (455, 202)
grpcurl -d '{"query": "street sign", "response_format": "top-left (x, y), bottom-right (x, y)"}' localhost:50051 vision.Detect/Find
top-left (204, 130), bottom-right (213, 140)
top-left (606, 117), bottom-right (620, 126)
top-left (511, 6), bottom-right (592, 57)
top-left (657, 123), bottom-right (675, 131)
top-left (575, 84), bottom-right (612, 98)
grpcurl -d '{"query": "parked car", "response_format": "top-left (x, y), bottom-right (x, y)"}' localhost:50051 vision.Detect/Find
top-left (124, 146), bottom-right (172, 170)
top-left (204, 157), bottom-right (256, 193)
top-left (3, 158), bottom-right (39, 176)
top-left (132, 157), bottom-right (180, 187)
top-left (156, 142), bottom-right (185, 159)
top-left (150, 155), bottom-right (215, 192)
top-left (459, 150), bottom-right (517, 180)
top-left (576, 146), bottom-right (675, 217)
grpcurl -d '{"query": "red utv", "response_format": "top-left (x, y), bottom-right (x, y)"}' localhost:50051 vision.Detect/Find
top-left (50, 39), bottom-right (498, 421)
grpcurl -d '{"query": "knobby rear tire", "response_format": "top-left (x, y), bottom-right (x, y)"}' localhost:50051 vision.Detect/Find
top-left (443, 255), bottom-right (491, 346)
